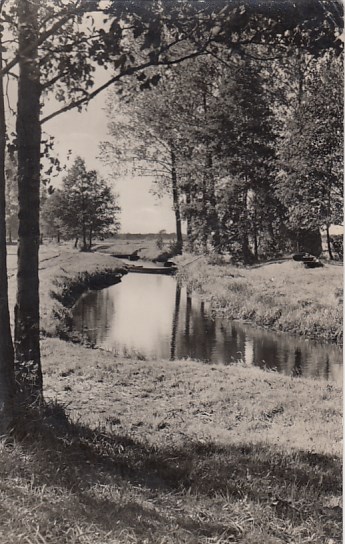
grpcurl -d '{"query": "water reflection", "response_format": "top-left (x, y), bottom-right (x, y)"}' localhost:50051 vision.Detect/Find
top-left (72, 273), bottom-right (343, 383)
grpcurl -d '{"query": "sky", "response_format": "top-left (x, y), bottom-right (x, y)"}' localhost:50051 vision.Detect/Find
top-left (41, 87), bottom-right (178, 234)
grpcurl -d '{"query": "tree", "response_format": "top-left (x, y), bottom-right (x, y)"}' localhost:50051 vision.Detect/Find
top-left (14, 0), bottom-right (43, 401)
top-left (101, 83), bottom-right (188, 253)
top-left (0, 32), bottom-right (15, 432)
top-left (212, 58), bottom-right (278, 262)
top-left (276, 55), bottom-right (343, 257)
top-left (49, 157), bottom-right (120, 250)
top-left (40, 190), bottom-right (64, 242)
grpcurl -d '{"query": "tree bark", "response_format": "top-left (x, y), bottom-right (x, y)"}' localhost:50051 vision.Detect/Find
top-left (206, 155), bottom-right (221, 252)
top-left (170, 147), bottom-right (183, 254)
top-left (89, 227), bottom-right (92, 250)
top-left (326, 225), bottom-right (333, 260)
top-left (14, 0), bottom-right (43, 400)
top-left (82, 221), bottom-right (87, 251)
top-left (0, 42), bottom-right (15, 432)
top-left (182, 189), bottom-right (194, 252)
top-left (253, 208), bottom-right (259, 261)
top-left (170, 283), bottom-right (181, 360)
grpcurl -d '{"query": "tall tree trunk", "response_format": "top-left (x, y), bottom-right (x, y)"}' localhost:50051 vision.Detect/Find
top-left (89, 227), bottom-right (92, 250)
top-left (170, 283), bottom-right (181, 360)
top-left (15, 0), bottom-right (43, 400)
top-left (0, 43), bottom-right (15, 431)
top-left (170, 147), bottom-right (183, 254)
top-left (184, 191), bottom-right (194, 252)
top-left (326, 225), bottom-right (333, 260)
top-left (326, 188), bottom-right (333, 260)
top-left (205, 154), bottom-right (220, 251)
top-left (82, 221), bottom-right (87, 251)
top-left (241, 188), bottom-right (252, 264)
top-left (253, 208), bottom-right (258, 261)
top-left (201, 174), bottom-right (208, 252)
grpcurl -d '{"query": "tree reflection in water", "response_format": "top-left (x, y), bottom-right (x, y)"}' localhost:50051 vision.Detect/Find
top-left (72, 274), bottom-right (342, 383)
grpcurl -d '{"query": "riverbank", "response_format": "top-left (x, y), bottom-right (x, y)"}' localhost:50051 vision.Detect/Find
top-left (7, 244), bottom-right (127, 337)
top-left (177, 254), bottom-right (343, 344)
top-left (2, 244), bottom-right (342, 543)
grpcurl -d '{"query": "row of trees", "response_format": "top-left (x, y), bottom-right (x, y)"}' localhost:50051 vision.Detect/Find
top-left (101, 45), bottom-right (343, 262)
top-left (0, 0), bottom-right (343, 430)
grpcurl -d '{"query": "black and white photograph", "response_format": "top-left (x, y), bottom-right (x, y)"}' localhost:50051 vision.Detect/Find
top-left (0, 0), bottom-right (343, 542)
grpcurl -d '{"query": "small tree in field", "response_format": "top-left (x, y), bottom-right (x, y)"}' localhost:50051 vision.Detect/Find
top-left (46, 157), bottom-right (120, 250)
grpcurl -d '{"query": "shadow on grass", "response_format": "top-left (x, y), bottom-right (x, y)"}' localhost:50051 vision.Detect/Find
top-left (10, 402), bottom-right (342, 542)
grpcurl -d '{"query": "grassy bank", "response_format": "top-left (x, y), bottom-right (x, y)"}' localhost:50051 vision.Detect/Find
top-left (7, 244), bottom-right (127, 337)
top-left (2, 243), bottom-right (342, 543)
top-left (177, 255), bottom-right (343, 344)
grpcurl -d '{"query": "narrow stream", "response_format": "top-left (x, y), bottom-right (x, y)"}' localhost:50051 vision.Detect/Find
top-left (72, 272), bottom-right (343, 383)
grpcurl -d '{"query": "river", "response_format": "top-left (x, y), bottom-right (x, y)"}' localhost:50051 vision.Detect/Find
top-left (72, 271), bottom-right (342, 383)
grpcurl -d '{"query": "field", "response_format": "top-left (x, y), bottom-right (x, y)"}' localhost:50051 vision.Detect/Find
top-left (2, 240), bottom-right (343, 544)
top-left (93, 236), bottom-right (172, 261)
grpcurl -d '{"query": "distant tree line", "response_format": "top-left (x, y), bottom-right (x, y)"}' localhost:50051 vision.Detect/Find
top-left (117, 232), bottom-right (181, 241)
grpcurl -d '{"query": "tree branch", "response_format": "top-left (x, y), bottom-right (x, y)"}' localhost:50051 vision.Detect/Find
top-left (0, 0), bottom-right (99, 77)
top-left (41, 48), bottom-right (208, 125)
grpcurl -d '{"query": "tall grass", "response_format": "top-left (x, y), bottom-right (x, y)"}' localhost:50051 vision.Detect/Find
top-left (178, 256), bottom-right (343, 343)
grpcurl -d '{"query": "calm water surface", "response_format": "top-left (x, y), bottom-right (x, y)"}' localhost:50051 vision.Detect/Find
top-left (72, 272), bottom-right (343, 383)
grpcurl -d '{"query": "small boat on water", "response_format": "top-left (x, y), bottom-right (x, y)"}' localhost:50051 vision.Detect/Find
top-left (127, 265), bottom-right (177, 275)
top-left (112, 253), bottom-right (141, 261)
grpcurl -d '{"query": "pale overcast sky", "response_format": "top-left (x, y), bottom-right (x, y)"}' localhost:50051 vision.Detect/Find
top-left (43, 91), bottom-right (178, 234)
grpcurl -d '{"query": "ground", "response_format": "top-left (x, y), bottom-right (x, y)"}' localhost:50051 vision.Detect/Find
top-left (2, 239), bottom-right (343, 544)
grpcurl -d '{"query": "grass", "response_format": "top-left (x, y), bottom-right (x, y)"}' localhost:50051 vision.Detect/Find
top-left (176, 254), bottom-right (343, 344)
top-left (2, 240), bottom-right (343, 543)
top-left (1, 338), bottom-right (342, 544)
